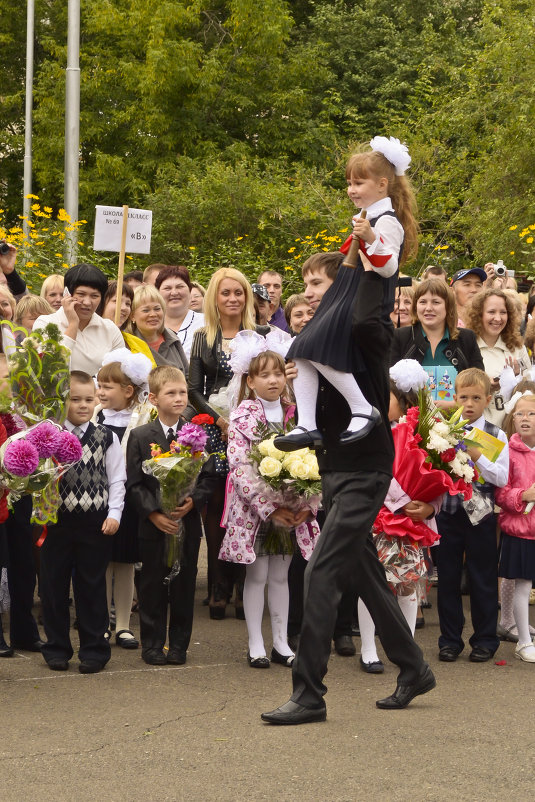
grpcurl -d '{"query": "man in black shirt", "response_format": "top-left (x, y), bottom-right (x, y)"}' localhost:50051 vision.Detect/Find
top-left (262, 259), bottom-right (435, 725)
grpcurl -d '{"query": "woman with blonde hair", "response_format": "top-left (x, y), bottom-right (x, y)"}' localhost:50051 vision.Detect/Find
top-left (188, 267), bottom-right (257, 619)
top-left (40, 274), bottom-right (64, 311)
top-left (14, 294), bottom-right (53, 333)
top-left (467, 287), bottom-right (530, 426)
top-left (129, 284), bottom-right (188, 375)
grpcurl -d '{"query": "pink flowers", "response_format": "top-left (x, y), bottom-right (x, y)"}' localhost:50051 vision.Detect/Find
top-left (26, 421), bottom-right (61, 458)
top-left (54, 431), bottom-right (83, 464)
top-left (3, 439), bottom-right (40, 477)
top-left (174, 422), bottom-right (208, 454)
top-left (2, 423), bottom-right (83, 478)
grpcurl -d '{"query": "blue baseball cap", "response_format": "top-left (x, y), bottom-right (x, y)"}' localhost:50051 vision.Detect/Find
top-left (450, 268), bottom-right (487, 286)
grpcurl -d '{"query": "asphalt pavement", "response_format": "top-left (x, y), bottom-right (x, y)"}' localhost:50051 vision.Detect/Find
top-left (2, 543), bottom-right (535, 802)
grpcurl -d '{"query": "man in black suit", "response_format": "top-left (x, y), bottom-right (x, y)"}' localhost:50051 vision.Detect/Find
top-left (262, 259), bottom-right (435, 725)
top-left (127, 366), bottom-right (217, 666)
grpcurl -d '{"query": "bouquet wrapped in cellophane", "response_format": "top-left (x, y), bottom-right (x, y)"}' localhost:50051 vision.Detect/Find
top-left (142, 416), bottom-right (212, 584)
top-left (0, 421), bottom-right (83, 524)
top-left (374, 388), bottom-right (477, 548)
top-left (249, 425), bottom-right (321, 554)
top-left (0, 322), bottom-right (81, 523)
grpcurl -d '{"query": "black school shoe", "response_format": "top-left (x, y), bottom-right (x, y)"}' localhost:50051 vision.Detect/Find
top-left (79, 659), bottom-right (106, 674)
top-left (273, 428), bottom-right (323, 452)
top-left (469, 646), bottom-right (493, 663)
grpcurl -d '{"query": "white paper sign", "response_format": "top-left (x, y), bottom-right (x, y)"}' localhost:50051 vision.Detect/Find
top-left (93, 205), bottom-right (152, 254)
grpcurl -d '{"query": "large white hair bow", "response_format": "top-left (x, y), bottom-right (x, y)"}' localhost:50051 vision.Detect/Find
top-left (101, 347), bottom-right (153, 397)
top-left (389, 359), bottom-right (428, 393)
top-left (370, 136), bottom-right (411, 176)
top-left (503, 390), bottom-right (535, 415)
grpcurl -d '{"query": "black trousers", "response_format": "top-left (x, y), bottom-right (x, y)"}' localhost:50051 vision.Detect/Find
top-left (291, 470), bottom-right (425, 707)
top-left (138, 528), bottom-right (201, 654)
top-left (40, 514), bottom-right (112, 664)
top-left (5, 497), bottom-right (40, 645)
top-left (436, 508), bottom-right (499, 654)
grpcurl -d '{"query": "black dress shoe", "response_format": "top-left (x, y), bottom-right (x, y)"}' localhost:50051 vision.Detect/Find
top-left (270, 648), bottom-right (294, 666)
top-left (0, 638), bottom-right (14, 657)
top-left (469, 646), bottom-right (493, 663)
top-left (334, 635), bottom-right (356, 657)
top-left (167, 648), bottom-right (187, 665)
top-left (142, 649), bottom-right (167, 665)
top-left (115, 629), bottom-right (139, 649)
top-left (338, 408), bottom-right (381, 445)
top-left (47, 659), bottom-right (69, 671)
top-left (439, 646), bottom-right (461, 662)
top-left (273, 427), bottom-right (323, 452)
top-left (376, 664), bottom-right (436, 710)
top-left (11, 639), bottom-right (45, 652)
top-left (261, 699), bottom-right (326, 725)
top-left (359, 656), bottom-right (385, 674)
top-left (247, 652), bottom-right (270, 668)
top-left (79, 659), bottom-right (105, 674)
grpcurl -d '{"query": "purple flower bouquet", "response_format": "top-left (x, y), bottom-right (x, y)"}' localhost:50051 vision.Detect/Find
top-left (0, 421), bottom-right (83, 524)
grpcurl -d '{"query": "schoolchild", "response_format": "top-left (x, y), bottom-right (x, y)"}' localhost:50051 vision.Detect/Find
top-left (40, 370), bottom-right (126, 673)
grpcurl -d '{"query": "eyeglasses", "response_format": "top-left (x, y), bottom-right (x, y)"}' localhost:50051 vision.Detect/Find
top-left (513, 411), bottom-right (535, 419)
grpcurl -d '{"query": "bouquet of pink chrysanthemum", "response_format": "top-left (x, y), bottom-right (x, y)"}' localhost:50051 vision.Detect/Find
top-left (142, 416), bottom-right (212, 583)
top-left (0, 420), bottom-right (83, 524)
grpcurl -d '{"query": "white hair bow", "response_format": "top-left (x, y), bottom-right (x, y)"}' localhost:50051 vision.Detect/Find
top-left (370, 136), bottom-right (411, 176)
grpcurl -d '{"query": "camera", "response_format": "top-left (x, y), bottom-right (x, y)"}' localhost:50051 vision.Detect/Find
top-left (494, 259), bottom-right (507, 277)
top-left (397, 276), bottom-right (413, 288)
top-left (0, 240), bottom-right (10, 256)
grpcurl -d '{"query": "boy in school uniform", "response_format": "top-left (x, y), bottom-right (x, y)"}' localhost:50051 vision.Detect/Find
top-left (40, 370), bottom-right (126, 673)
top-left (126, 365), bottom-right (217, 666)
top-left (436, 368), bottom-right (509, 663)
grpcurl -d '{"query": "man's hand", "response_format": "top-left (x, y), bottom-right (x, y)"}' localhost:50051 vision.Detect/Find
top-left (0, 242), bottom-right (17, 275)
top-left (402, 500), bottom-right (434, 522)
top-left (148, 510), bottom-right (179, 535)
top-left (102, 517), bottom-right (120, 535)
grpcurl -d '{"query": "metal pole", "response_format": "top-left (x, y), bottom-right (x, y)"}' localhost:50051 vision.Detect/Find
top-left (22, 0), bottom-right (35, 240)
top-left (64, 0), bottom-right (80, 264)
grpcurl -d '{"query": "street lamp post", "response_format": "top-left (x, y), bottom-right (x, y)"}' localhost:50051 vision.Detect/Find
top-left (22, 0), bottom-right (35, 239)
top-left (64, 0), bottom-right (80, 263)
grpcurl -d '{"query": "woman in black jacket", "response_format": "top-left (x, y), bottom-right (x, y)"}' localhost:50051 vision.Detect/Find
top-left (391, 279), bottom-right (484, 408)
top-left (188, 267), bottom-right (258, 620)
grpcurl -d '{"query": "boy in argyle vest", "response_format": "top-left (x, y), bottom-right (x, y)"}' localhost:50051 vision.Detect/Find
top-left (40, 370), bottom-right (126, 674)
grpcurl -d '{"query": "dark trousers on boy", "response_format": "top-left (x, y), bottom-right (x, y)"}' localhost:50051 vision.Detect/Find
top-left (40, 513), bottom-right (112, 666)
top-left (436, 508), bottom-right (500, 655)
top-left (138, 527), bottom-right (201, 655)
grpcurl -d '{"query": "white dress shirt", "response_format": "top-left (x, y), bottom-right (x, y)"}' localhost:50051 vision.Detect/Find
top-left (34, 308), bottom-right (124, 376)
top-left (356, 197), bottom-right (404, 279)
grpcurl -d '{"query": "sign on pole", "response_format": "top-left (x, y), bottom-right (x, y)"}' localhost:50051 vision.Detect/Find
top-left (93, 205), bottom-right (152, 254)
top-left (93, 204), bottom-right (152, 326)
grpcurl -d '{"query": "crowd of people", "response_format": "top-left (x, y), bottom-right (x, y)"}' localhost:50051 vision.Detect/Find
top-left (1, 136), bottom-right (534, 728)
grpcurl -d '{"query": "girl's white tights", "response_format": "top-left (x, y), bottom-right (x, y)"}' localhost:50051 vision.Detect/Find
top-left (287, 358), bottom-right (373, 436)
top-left (358, 593), bottom-right (418, 663)
top-left (106, 562), bottom-right (135, 636)
top-left (513, 578), bottom-right (533, 646)
top-left (243, 555), bottom-right (293, 659)
top-left (500, 577), bottom-right (534, 636)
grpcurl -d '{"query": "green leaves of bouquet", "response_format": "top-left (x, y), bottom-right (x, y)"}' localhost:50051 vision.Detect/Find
top-left (7, 322), bottom-right (71, 425)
